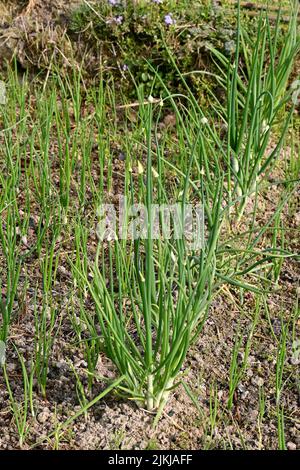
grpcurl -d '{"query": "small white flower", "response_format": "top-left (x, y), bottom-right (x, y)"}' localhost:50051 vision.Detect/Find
top-left (148, 95), bottom-right (155, 104)
top-left (137, 161), bottom-right (144, 174)
top-left (170, 250), bottom-right (177, 264)
top-left (262, 120), bottom-right (270, 134)
top-left (200, 117), bottom-right (208, 125)
top-left (152, 167), bottom-right (159, 178)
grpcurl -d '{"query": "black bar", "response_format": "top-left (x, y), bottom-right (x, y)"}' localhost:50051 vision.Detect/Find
top-left (0, 450), bottom-right (299, 466)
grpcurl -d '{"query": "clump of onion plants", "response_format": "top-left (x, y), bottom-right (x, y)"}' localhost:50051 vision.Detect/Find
top-left (77, 100), bottom-right (223, 421)
top-left (208, 1), bottom-right (300, 217)
top-left (161, 1), bottom-right (299, 219)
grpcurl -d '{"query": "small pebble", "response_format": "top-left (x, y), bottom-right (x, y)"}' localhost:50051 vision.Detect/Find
top-left (6, 363), bottom-right (16, 372)
top-left (287, 441), bottom-right (297, 451)
top-left (37, 408), bottom-right (50, 424)
top-left (251, 376), bottom-right (264, 387)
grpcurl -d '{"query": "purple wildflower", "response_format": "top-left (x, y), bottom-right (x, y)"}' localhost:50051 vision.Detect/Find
top-left (108, 0), bottom-right (118, 5)
top-left (164, 14), bottom-right (175, 26)
top-left (122, 64), bottom-right (129, 71)
top-left (152, 0), bottom-right (163, 3)
top-left (115, 15), bottom-right (123, 25)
